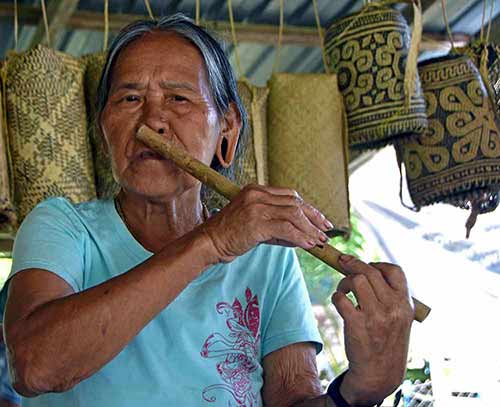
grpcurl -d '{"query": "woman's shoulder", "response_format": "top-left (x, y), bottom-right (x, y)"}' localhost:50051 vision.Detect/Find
top-left (23, 197), bottom-right (110, 231)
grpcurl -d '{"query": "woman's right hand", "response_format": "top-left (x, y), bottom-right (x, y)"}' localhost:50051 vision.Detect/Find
top-left (199, 185), bottom-right (334, 263)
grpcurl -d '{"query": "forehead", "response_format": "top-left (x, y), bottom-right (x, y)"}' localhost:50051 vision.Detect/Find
top-left (111, 31), bottom-right (208, 86)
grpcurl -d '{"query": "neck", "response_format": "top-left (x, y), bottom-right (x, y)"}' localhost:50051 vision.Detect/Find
top-left (116, 188), bottom-right (205, 253)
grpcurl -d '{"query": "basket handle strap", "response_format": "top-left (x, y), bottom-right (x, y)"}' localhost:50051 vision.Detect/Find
top-left (311, 0), bottom-right (330, 74)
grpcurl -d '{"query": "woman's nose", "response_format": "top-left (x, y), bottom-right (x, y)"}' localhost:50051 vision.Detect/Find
top-left (142, 99), bottom-right (170, 134)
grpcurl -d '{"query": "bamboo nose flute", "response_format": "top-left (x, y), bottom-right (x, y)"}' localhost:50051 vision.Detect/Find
top-left (137, 125), bottom-right (431, 323)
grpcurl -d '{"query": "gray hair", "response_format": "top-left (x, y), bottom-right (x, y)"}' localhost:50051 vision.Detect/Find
top-left (96, 13), bottom-right (248, 182)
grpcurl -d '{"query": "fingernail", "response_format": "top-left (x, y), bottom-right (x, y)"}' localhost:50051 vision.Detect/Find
top-left (339, 254), bottom-right (354, 263)
top-left (319, 233), bottom-right (328, 243)
top-left (324, 220), bottom-right (334, 230)
top-left (307, 240), bottom-right (316, 248)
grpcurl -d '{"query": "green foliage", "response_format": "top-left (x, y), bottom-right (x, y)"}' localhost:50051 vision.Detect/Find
top-left (297, 212), bottom-right (366, 305)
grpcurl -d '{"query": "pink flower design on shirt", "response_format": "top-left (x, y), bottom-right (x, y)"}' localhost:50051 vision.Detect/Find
top-left (201, 288), bottom-right (260, 406)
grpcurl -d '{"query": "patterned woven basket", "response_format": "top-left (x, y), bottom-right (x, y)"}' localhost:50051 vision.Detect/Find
top-left (4, 45), bottom-right (96, 224)
top-left (395, 54), bottom-right (500, 217)
top-left (81, 52), bottom-right (119, 199)
top-left (325, 5), bottom-right (427, 150)
top-left (267, 73), bottom-right (350, 236)
top-left (0, 75), bottom-right (16, 234)
top-left (457, 42), bottom-right (500, 123)
top-left (205, 81), bottom-right (269, 210)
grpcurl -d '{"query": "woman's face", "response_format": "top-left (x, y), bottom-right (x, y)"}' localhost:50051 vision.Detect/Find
top-left (100, 31), bottom-right (225, 200)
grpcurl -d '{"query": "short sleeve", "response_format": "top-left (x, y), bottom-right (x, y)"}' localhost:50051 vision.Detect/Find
top-left (261, 247), bottom-right (323, 357)
top-left (9, 198), bottom-right (86, 292)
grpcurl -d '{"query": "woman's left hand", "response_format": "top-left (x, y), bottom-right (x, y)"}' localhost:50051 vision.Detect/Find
top-left (331, 256), bottom-right (414, 406)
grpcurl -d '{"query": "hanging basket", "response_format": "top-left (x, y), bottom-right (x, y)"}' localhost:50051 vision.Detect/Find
top-left (324, 5), bottom-right (427, 150)
top-left (456, 41), bottom-right (500, 123)
top-left (81, 52), bottom-right (119, 199)
top-left (395, 54), bottom-right (500, 227)
top-left (4, 45), bottom-right (96, 225)
top-left (0, 75), bottom-right (16, 234)
top-left (267, 73), bottom-right (350, 237)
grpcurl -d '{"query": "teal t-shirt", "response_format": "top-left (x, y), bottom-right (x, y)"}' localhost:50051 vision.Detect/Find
top-left (8, 198), bottom-right (322, 407)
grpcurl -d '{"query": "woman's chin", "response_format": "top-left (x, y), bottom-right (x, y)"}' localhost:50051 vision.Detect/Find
top-left (120, 174), bottom-right (198, 201)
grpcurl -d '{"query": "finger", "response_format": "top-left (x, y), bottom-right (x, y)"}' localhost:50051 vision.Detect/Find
top-left (247, 186), bottom-right (334, 232)
top-left (331, 291), bottom-right (358, 321)
top-left (338, 255), bottom-right (392, 304)
top-left (337, 275), bottom-right (380, 312)
top-left (264, 219), bottom-right (319, 250)
top-left (301, 201), bottom-right (334, 233)
top-left (248, 184), bottom-right (302, 198)
top-left (260, 204), bottom-right (329, 246)
top-left (369, 262), bottom-right (409, 294)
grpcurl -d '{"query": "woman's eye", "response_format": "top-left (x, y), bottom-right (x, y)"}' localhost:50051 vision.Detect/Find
top-left (172, 95), bottom-right (187, 102)
top-left (124, 95), bottom-right (140, 103)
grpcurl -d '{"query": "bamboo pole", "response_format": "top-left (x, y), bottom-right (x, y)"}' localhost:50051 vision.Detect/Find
top-left (136, 125), bottom-right (431, 323)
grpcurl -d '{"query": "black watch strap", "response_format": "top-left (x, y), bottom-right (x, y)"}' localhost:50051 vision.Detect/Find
top-left (327, 371), bottom-right (351, 407)
top-left (327, 371), bottom-right (384, 407)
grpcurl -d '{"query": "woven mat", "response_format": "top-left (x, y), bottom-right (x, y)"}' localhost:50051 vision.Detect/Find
top-left (5, 45), bottom-right (96, 224)
top-left (0, 74), bottom-right (16, 234)
top-left (267, 73), bottom-right (350, 236)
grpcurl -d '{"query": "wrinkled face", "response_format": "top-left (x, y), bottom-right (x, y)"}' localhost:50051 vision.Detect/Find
top-left (100, 31), bottom-right (221, 200)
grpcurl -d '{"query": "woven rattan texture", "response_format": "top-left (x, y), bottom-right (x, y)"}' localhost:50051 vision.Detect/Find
top-left (395, 54), bottom-right (500, 209)
top-left (267, 73), bottom-right (350, 236)
top-left (82, 52), bottom-right (119, 199)
top-left (457, 42), bottom-right (500, 122)
top-left (5, 45), bottom-right (96, 224)
top-left (205, 81), bottom-right (269, 210)
top-left (0, 79), bottom-right (16, 233)
top-left (325, 6), bottom-right (427, 150)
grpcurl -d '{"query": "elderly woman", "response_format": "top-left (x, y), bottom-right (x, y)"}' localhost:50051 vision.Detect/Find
top-left (3, 14), bottom-right (413, 407)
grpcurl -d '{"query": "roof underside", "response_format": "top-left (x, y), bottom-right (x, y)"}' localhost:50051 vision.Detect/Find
top-left (0, 0), bottom-right (499, 85)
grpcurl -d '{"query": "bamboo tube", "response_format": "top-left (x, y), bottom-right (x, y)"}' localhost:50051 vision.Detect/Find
top-left (136, 125), bottom-right (431, 323)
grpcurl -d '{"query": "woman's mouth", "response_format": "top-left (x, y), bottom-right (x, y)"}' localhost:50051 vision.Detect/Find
top-left (137, 150), bottom-right (165, 161)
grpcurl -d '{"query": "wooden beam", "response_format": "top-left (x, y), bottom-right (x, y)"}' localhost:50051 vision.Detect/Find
top-left (29, 0), bottom-right (80, 48)
top-left (0, 3), bottom-right (469, 49)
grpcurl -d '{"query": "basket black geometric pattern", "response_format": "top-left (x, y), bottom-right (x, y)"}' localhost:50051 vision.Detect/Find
top-left (325, 6), bottom-right (427, 151)
top-left (395, 54), bottom-right (500, 212)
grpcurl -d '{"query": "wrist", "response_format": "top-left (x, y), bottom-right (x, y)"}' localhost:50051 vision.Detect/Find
top-left (329, 371), bottom-right (384, 407)
top-left (192, 227), bottom-right (223, 267)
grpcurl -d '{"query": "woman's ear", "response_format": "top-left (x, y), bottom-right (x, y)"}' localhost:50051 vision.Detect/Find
top-left (215, 102), bottom-right (242, 168)
top-left (97, 120), bottom-right (110, 157)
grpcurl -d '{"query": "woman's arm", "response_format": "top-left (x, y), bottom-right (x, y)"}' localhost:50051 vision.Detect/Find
top-left (262, 342), bottom-right (328, 406)
top-left (5, 185), bottom-right (332, 398)
top-left (5, 228), bottom-right (217, 397)
top-left (262, 257), bottom-right (413, 407)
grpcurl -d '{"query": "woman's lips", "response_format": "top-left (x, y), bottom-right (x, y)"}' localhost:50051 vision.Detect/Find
top-left (136, 150), bottom-right (165, 161)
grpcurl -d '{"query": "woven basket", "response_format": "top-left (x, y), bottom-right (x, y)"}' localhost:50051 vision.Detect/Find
top-left (81, 52), bottom-right (119, 199)
top-left (267, 73), bottom-right (350, 237)
top-left (4, 45), bottom-right (96, 224)
top-left (395, 54), bottom-right (500, 212)
top-left (325, 5), bottom-right (427, 150)
top-left (457, 42), bottom-right (500, 123)
top-left (0, 75), bottom-right (16, 234)
top-left (205, 81), bottom-right (269, 210)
